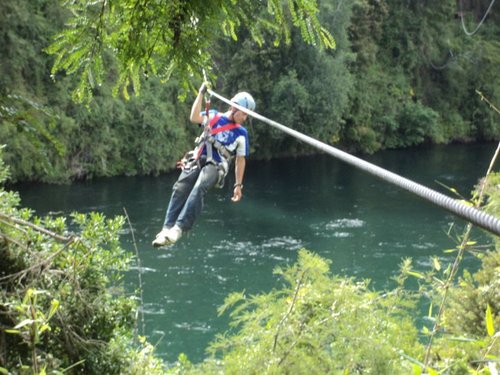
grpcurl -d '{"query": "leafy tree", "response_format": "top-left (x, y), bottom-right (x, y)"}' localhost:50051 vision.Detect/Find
top-left (1, 0), bottom-right (196, 183)
top-left (344, 0), bottom-right (499, 152)
top-left (60, 78), bottom-right (192, 179)
top-left (379, 0), bottom-right (500, 144)
top-left (1, 0), bottom-right (499, 183)
top-left (47, 0), bottom-right (335, 103)
top-left (0, 0), bottom-right (73, 182)
top-left (213, 1), bottom-right (353, 158)
top-left (0, 94), bottom-right (68, 182)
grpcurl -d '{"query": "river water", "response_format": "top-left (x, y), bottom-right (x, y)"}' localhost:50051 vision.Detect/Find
top-left (15, 143), bottom-right (498, 363)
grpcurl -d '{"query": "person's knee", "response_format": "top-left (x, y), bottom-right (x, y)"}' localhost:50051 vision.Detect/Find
top-left (192, 181), bottom-right (210, 196)
top-left (201, 165), bottom-right (218, 185)
top-left (173, 180), bottom-right (184, 191)
top-left (173, 177), bottom-right (195, 194)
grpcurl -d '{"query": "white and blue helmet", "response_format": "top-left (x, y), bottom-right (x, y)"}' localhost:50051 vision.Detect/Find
top-left (231, 92), bottom-right (255, 111)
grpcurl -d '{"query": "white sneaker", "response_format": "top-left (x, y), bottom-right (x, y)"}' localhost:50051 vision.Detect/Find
top-left (152, 227), bottom-right (171, 247)
top-left (165, 225), bottom-right (182, 244)
top-left (152, 225), bottom-right (183, 247)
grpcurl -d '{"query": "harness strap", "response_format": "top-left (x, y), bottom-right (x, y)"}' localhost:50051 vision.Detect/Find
top-left (196, 114), bottom-right (241, 161)
top-left (210, 120), bottom-right (241, 135)
top-left (204, 114), bottom-right (220, 162)
top-left (209, 113), bottom-right (221, 128)
top-left (195, 115), bottom-right (218, 160)
top-left (207, 138), bottom-right (232, 159)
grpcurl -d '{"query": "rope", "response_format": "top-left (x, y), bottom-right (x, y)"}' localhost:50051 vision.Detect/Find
top-left (208, 88), bottom-right (500, 237)
top-left (459, 0), bottom-right (496, 36)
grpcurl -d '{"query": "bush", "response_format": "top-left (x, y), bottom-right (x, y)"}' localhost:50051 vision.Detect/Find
top-left (0, 148), bottom-right (165, 374)
top-left (180, 249), bottom-right (423, 374)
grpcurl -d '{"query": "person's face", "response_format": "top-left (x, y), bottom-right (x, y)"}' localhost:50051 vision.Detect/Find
top-left (232, 109), bottom-right (248, 124)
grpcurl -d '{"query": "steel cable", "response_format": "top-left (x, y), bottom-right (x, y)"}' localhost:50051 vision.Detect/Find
top-left (208, 88), bottom-right (500, 236)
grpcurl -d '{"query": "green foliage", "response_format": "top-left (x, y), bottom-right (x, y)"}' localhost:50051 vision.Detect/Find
top-left (1, 0), bottom-right (194, 183)
top-left (0, 94), bottom-right (68, 183)
top-left (0, 0), bottom-right (192, 183)
top-left (482, 172), bottom-right (500, 223)
top-left (178, 249), bottom-right (423, 374)
top-left (399, 170), bottom-right (500, 374)
top-left (425, 242), bottom-right (500, 374)
top-left (400, 247), bottom-right (500, 373)
top-left (445, 249), bottom-right (500, 335)
top-left (0, 147), bottom-right (11, 187)
top-left (0, 0), bottom-right (72, 182)
top-left (1, 144), bottom-right (500, 373)
top-left (391, 101), bottom-right (439, 147)
top-left (1, 0), bottom-right (499, 183)
top-left (62, 79), bottom-right (191, 179)
top-left (344, 0), bottom-right (499, 152)
top-left (215, 1), bottom-right (353, 158)
top-left (47, 0), bottom-right (335, 103)
top-left (443, 173), bottom-right (500, 339)
top-left (0, 150), bottom-right (164, 374)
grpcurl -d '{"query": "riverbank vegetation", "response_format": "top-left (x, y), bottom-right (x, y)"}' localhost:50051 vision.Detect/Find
top-left (1, 0), bottom-right (499, 372)
top-left (1, 148), bottom-right (499, 373)
top-left (1, 0), bottom-right (498, 183)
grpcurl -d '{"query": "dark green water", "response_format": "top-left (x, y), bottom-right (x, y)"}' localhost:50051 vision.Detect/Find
top-left (15, 143), bottom-right (498, 363)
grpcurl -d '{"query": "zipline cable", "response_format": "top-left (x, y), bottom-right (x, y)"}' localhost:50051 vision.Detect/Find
top-left (208, 88), bottom-right (500, 237)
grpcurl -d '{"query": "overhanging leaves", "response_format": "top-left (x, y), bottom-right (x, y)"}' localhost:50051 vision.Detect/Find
top-left (47, 0), bottom-right (336, 103)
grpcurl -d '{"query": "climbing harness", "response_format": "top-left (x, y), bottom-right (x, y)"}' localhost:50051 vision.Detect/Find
top-left (207, 88), bottom-right (500, 237)
top-left (179, 107), bottom-right (242, 189)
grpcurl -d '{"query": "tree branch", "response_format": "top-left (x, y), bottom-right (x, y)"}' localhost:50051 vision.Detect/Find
top-left (273, 270), bottom-right (306, 353)
top-left (0, 212), bottom-right (72, 242)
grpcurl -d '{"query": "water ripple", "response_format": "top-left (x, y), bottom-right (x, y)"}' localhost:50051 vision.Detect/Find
top-left (311, 218), bottom-right (365, 238)
top-left (140, 303), bottom-right (165, 315)
top-left (129, 266), bottom-right (157, 273)
top-left (261, 236), bottom-right (304, 250)
top-left (174, 321), bottom-right (213, 333)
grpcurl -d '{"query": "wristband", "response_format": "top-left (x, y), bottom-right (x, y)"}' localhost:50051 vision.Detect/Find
top-left (234, 183), bottom-right (243, 189)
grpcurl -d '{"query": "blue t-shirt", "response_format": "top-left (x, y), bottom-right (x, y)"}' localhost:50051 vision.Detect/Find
top-left (201, 110), bottom-right (249, 163)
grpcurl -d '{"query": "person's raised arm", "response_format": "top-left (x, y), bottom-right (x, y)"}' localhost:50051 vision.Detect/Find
top-left (190, 83), bottom-right (207, 124)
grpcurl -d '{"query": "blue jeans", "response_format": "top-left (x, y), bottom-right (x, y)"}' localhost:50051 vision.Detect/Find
top-left (163, 164), bottom-right (219, 231)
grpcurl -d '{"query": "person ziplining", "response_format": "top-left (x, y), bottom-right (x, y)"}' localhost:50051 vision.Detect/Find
top-left (152, 82), bottom-right (500, 247)
top-left (153, 82), bottom-right (255, 247)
